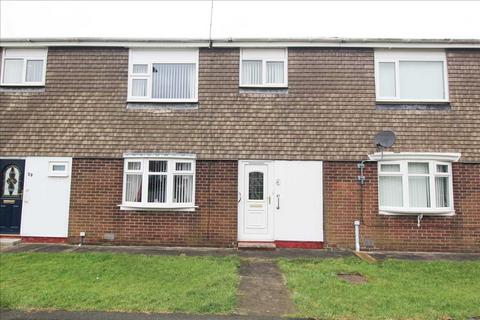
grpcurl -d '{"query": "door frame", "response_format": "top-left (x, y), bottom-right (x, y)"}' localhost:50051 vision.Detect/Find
top-left (237, 160), bottom-right (274, 241)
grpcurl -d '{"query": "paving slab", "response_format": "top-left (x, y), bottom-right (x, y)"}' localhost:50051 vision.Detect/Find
top-left (369, 251), bottom-right (480, 261)
top-left (237, 259), bottom-right (295, 317)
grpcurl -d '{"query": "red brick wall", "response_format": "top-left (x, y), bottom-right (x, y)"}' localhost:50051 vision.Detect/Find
top-left (68, 159), bottom-right (238, 247)
top-left (324, 162), bottom-right (480, 252)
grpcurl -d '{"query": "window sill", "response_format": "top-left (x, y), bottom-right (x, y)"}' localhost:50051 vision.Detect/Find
top-left (0, 86), bottom-right (45, 93)
top-left (127, 98), bottom-right (198, 103)
top-left (126, 102), bottom-right (198, 111)
top-left (239, 87), bottom-right (288, 94)
top-left (1, 83), bottom-right (45, 87)
top-left (119, 204), bottom-right (198, 212)
top-left (379, 209), bottom-right (455, 216)
top-left (376, 101), bottom-right (451, 111)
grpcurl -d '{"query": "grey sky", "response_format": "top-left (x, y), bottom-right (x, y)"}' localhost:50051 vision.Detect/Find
top-left (1, 1), bottom-right (480, 40)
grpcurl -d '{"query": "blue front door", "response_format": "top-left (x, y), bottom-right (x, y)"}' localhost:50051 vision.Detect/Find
top-left (0, 159), bottom-right (25, 234)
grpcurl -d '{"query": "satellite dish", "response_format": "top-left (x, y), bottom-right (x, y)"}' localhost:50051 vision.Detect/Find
top-left (374, 130), bottom-right (396, 148)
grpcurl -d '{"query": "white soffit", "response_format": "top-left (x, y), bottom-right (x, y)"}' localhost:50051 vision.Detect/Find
top-left (1, 38), bottom-right (480, 49)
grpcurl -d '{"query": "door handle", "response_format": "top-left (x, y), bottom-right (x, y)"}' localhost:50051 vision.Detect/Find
top-left (276, 194), bottom-right (280, 210)
top-left (238, 192), bottom-right (242, 203)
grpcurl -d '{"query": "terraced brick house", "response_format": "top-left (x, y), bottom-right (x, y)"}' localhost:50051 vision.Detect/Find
top-left (0, 38), bottom-right (479, 252)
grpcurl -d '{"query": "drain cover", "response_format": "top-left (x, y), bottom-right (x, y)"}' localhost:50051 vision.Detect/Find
top-left (337, 272), bottom-right (368, 284)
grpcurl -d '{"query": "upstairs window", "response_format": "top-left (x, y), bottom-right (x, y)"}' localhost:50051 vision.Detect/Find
top-left (375, 50), bottom-right (448, 102)
top-left (128, 49), bottom-right (198, 102)
top-left (122, 155), bottom-right (196, 209)
top-left (1, 48), bottom-right (47, 86)
top-left (240, 48), bottom-right (288, 87)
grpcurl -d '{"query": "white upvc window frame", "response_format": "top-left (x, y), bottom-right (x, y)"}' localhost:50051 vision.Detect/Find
top-left (1, 48), bottom-right (48, 86)
top-left (374, 49), bottom-right (449, 103)
top-left (121, 154), bottom-right (196, 211)
top-left (239, 48), bottom-right (288, 88)
top-left (370, 152), bottom-right (460, 216)
top-left (127, 48), bottom-right (199, 103)
top-left (48, 161), bottom-right (69, 177)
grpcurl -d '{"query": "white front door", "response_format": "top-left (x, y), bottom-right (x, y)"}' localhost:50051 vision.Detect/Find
top-left (238, 161), bottom-right (274, 241)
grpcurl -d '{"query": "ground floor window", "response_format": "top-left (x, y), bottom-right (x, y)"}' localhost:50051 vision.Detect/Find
top-left (122, 155), bottom-right (195, 209)
top-left (370, 153), bottom-right (459, 215)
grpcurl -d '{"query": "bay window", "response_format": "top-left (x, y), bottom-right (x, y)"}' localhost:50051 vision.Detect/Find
top-left (128, 49), bottom-right (198, 102)
top-left (375, 50), bottom-right (448, 102)
top-left (1, 48), bottom-right (47, 86)
top-left (122, 155), bottom-right (195, 210)
top-left (370, 153), bottom-right (460, 215)
top-left (240, 48), bottom-right (288, 87)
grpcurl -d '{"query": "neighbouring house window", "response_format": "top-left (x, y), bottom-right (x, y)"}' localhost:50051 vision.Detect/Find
top-left (1, 48), bottom-right (47, 86)
top-left (377, 159), bottom-right (454, 215)
top-left (122, 156), bottom-right (195, 209)
top-left (374, 50), bottom-right (448, 102)
top-left (128, 49), bottom-right (198, 102)
top-left (240, 48), bottom-right (288, 87)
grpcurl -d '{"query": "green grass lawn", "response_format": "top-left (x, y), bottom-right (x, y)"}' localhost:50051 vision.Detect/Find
top-left (279, 257), bottom-right (480, 320)
top-left (0, 252), bottom-right (239, 314)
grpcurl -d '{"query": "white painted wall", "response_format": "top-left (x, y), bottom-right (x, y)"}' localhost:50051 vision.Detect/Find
top-left (273, 161), bottom-right (323, 242)
top-left (20, 157), bottom-right (72, 237)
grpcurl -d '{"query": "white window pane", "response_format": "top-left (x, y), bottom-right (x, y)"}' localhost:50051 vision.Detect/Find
top-left (380, 164), bottom-right (400, 172)
top-left (399, 61), bottom-right (445, 100)
top-left (173, 175), bottom-right (193, 203)
top-left (151, 63), bottom-right (196, 99)
top-left (127, 161), bottom-right (141, 171)
top-left (408, 163), bottom-right (429, 174)
top-left (133, 64), bottom-right (148, 74)
top-left (132, 79), bottom-right (147, 96)
top-left (3, 59), bottom-right (23, 84)
top-left (409, 176), bottom-right (431, 207)
top-left (378, 62), bottom-right (396, 97)
top-left (266, 61), bottom-right (284, 84)
top-left (242, 60), bottom-right (262, 85)
top-left (25, 60), bottom-right (44, 82)
top-left (435, 176), bottom-right (450, 207)
top-left (126, 174), bottom-right (142, 202)
top-left (148, 175), bottom-right (167, 203)
top-left (379, 176), bottom-right (403, 207)
top-left (175, 162), bottom-right (191, 171)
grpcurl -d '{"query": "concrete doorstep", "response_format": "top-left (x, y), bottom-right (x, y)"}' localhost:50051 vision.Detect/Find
top-left (0, 238), bottom-right (21, 251)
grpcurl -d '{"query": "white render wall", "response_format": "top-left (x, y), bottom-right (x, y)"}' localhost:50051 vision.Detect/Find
top-left (20, 157), bottom-right (72, 237)
top-left (273, 161), bottom-right (323, 242)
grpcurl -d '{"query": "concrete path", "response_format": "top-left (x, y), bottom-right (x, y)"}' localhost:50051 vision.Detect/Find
top-left (0, 310), bottom-right (302, 320)
top-left (2, 243), bottom-right (352, 260)
top-left (237, 259), bottom-right (295, 317)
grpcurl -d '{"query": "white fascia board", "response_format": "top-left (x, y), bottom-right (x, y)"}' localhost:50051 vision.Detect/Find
top-left (0, 39), bottom-right (210, 48)
top-left (123, 152), bottom-right (196, 159)
top-left (1, 37), bottom-right (480, 49)
top-left (368, 152), bottom-right (461, 162)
